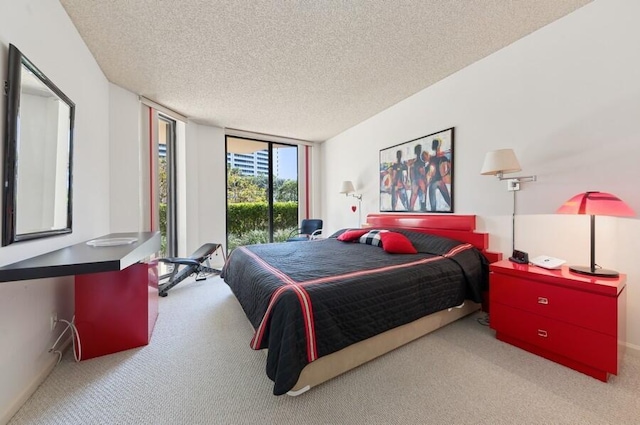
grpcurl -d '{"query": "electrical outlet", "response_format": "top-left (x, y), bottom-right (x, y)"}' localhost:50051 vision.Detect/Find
top-left (50, 313), bottom-right (58, 331)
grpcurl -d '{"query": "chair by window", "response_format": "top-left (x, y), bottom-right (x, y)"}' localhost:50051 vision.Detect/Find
top-left (286, 219), bottom-right (323, 242)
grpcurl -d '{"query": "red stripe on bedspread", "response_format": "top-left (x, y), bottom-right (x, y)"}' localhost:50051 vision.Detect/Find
top-left (242, 243), bottom-right (474, 364)
top-left (242, 248), bottom-right (318, 362)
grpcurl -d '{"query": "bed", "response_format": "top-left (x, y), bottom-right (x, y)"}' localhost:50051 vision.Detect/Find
top-left (221, 214), bottom-right (501, 395)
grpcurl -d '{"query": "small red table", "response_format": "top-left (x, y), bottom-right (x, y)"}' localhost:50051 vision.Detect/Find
top-left (489, 259), bottom-right (626, 381)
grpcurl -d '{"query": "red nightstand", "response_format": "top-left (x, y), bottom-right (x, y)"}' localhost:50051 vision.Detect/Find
top-left (489, 259), bottom-right (626, 382)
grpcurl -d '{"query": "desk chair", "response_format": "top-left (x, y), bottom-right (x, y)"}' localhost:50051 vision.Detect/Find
top-left (287, 219), bottom-right (323, 242)
top-left (158, 243), bottom-right (226, 297)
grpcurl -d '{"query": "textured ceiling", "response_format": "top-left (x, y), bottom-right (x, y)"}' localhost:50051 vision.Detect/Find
top-left (59, 0), bottom-right (591, 142)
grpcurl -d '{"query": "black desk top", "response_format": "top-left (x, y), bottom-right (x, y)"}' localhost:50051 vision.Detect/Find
top-left (0, 232), bottom-right (160, 282)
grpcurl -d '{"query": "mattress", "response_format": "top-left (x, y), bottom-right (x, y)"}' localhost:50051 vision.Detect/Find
top-left (221, 229), bottom-right (489, 394)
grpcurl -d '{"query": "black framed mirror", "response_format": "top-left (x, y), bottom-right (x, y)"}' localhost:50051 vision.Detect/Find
top-left (2, 44), bottom-right (74, 246)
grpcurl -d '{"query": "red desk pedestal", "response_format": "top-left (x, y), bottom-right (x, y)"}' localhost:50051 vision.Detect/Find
top-left (75, 260), bottom-right (158, 360)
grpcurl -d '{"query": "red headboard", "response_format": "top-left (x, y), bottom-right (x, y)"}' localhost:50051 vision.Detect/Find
top-left (365, 213), bottom-right (502, 263)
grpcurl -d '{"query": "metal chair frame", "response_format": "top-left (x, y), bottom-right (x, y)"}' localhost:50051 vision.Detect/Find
top-left (287, 219), bottom-right (323, 241)
top-left (157, 243), bottom-right (226, 297)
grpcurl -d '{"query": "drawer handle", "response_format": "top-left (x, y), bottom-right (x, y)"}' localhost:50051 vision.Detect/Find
top-left (537, 329), bottom-right (548, 338)
top-left (537, 297), bottom-right (549, 305)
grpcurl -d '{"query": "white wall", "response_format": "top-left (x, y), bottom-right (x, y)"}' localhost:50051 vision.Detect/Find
top-left (107, 88), bottom-right (229, 261)
top-left (0, 0), bottom-right (110, 422)
top-left (322, 0), bottom-right (640, 346)
top-left (109, 83), bottom-right (143, 233)
top-left (184, 122), bottom-right (227, 267)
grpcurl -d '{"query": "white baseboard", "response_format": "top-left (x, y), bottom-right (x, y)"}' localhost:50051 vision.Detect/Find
top-left (0, 338), bottom-right (72, 425)
top-left (625, 341), bottom-right (640, 352)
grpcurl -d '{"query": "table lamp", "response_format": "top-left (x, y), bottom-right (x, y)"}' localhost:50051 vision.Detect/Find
top-left (556, 191), bottom-right (634, 277)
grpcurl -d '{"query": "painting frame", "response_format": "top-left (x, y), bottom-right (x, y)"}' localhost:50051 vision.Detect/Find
top-left (379, 127), bottom-right (454, 213)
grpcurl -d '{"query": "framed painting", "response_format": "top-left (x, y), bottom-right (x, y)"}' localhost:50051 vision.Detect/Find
top-left (379, 127), bottom-right (454, 213)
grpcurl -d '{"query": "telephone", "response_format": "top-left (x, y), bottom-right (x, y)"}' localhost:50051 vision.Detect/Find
top-left (508, 250), bottom-right (529, 264)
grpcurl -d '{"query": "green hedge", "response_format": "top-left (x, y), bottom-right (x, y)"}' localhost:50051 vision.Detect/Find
top-left (158, 201), bottom-right (299, 253)
top-left (227, 201), bottom-right (298, 235)
top-left (159, 201), bottom-right (298, 236)
top-left (159, 203), bottom-right (167, 256)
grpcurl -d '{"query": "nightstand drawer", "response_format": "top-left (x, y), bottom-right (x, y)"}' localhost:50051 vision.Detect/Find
top-left (492, 303), bottom-right (617, 374)
top-left (490, 273), bottom-right (617, 335)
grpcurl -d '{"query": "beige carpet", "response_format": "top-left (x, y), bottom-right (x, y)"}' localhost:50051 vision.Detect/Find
top-left (8, 275), bottom-right (640, 425)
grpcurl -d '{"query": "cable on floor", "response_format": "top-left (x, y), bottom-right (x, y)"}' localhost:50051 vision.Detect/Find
top-left (48, 316), bottom-right (82, 364)
top-left (476, 313), bottom-right (490, 326)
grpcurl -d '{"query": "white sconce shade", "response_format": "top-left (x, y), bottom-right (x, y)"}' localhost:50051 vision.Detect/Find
top-left (480, 149), bottom-right (522, 176)
top-left (339, 180), bottom-right (356, 194)
top-left (480, 147), bottom-right (537, 251)
top-left (339, 180), bottom-right (362, 227)
top-left (340, 180), bottom-right (362, 201)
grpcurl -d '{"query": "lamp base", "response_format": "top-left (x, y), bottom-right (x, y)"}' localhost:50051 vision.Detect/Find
top-left (569, 265), bottom-right (619, 278)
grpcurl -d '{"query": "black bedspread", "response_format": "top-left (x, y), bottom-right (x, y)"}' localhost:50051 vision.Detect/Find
top-left (221, 229), bottom-right (488, 395)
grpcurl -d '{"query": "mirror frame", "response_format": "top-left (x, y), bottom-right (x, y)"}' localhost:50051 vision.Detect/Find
top-left (2, 44), bottom-right (75, 246)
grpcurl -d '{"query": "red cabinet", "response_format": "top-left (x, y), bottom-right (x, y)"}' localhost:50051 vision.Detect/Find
top-left (489, 260), bottom-right (626, 382)
top-left (75, 260), bottom-right (159, 360)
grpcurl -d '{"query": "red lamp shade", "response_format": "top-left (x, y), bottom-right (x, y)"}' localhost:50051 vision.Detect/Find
top-left (556, 191), bottom-right (634, 277)
top-left (556, 191), bottom-right (635, 217)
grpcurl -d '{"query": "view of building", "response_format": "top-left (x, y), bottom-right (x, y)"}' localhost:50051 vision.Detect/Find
top-left (227, 150), bottom-right (275, 176)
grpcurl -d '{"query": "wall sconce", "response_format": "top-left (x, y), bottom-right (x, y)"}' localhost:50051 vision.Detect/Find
top-left (480, 148), bottom-right (536, 191)
top-left (339, 181), bottom-right (362, 228)
top-left (481, 148), bottom-right (537, 252)
top-left (557, 191), bottom-right (634, 277)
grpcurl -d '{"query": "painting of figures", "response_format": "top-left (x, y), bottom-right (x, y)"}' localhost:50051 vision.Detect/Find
top-left (379, 127), bottom-right (454, 213)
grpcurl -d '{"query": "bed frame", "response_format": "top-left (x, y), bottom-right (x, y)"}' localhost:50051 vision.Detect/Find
top-left (286, 213), bottom-right (501, 395)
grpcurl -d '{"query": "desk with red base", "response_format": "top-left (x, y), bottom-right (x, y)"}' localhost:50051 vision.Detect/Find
top-left (0, 232), bottom-right (160, 360)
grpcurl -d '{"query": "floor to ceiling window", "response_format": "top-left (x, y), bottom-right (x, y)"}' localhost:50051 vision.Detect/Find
top-left (158, 114), bottom-right (177, 258)
top-left (226, 136), bottom-right (298, 251)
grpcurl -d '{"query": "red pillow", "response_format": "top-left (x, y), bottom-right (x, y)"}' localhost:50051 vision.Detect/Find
top-left (337, 229), bottom-right (369, 242)
top-left (379, 232), bottom-right (417, 254)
